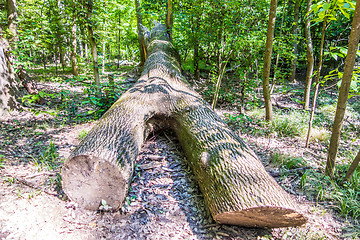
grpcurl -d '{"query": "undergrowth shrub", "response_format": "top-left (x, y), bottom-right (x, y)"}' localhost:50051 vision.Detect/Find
top-left (271, 152), bottom-right (307, 169)
top-left (82, 82), bottom-right (126, 118)
top-left (270, 111), bottom-right (308, 137)
top-left (301, 164), bottom-right (360, 222)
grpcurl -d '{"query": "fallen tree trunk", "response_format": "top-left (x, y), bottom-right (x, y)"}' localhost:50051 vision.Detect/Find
top-left (61, 23), bottom-right (307, 227)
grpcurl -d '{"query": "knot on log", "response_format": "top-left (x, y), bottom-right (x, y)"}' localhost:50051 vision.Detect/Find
top-left (61, 24), bottom-right (307, 228)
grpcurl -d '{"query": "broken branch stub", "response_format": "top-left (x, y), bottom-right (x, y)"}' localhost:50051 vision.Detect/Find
top-left (61, 23), bottom-right (307, 227)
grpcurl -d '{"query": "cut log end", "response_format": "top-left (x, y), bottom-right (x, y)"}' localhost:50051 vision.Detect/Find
top-left (214, 207), bottom-right (307, 228)
top-left (61, 155), bottom-right (127, 211)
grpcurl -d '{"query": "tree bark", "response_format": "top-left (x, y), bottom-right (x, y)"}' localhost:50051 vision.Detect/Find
top-left (326, 0), bottom-right (360, 178)
top-left (86, 0), bottom-right (100, 87)
top-left (270, 0), bottom-right (287, 94)
top-left (166, 0), bottom-right (173, 40)
top-left (61, 24), bottom-right (306, 228)
top-left (0, 39), bottom-right (18, 118)
top-left (262, 0), bottom-right (277, 122)
top-left (118, 11), bottom-right (121, 68)
top-left (303, 0), bottom-right (314, 110)
top-left (289, 0), bottom-right (300, 82)
top-left (6, 0), bottom-right (18, 45)
top-left (305, 17), bottom-right (327, 148)
top-left (344, 150), bottom-right (360, 182)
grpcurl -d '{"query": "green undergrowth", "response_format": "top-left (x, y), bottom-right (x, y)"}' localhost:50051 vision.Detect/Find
top-left (32, 142), bottom-right (62, 171)
top-left (269, 152), bottom-right (360, 238)
top-left (224, 109), bottom-right (330, 143)
top-left (22, 71), bottom-right (132, 121)
top-left (32, 142), bottom-right (64, 194)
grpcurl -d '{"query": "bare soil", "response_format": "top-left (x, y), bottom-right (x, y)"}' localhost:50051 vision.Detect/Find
top-left (0, 78), bottom-right (356, 240)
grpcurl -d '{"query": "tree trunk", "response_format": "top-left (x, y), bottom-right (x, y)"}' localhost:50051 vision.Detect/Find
top-left (289, 0), bottom-right (300, 82)
top-left (6, 0), bottom-right (18, 45)
top-left (303, 0), bottom-right (314, 110)
top-left (135, 0), bottom-right (146, 66)
top-left (70, 18), bottom-right (78, 76)
top-left (344, 150), bottom-right (360, 182)
top-left (102, 40), bottom-right (106, 74)
top-left (59, 47), bottom-right (66, 72)
top-left (325, 0), bottom-right (360, 178)
top-left (211, 61), bottom-right (226, 109)
top-left (87, 0), bottom-right (100, 87)
top-left (305, 17), bottom-right (327, 148)
top-left (166, 0), bottom-right (173, 40)
top-left (0, 39), bottom-right (18, 118)
top-left (118, 11), bottom-right (121, 68)
top-left (61, 23), bottom-right (306, 228)
top-left (262, 0), bottom-right (277, 122)
top-left (270, 0), bottom-right (287, 94)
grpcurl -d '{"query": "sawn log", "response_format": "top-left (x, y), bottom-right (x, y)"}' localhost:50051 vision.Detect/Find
top-left (61, 24), bottom-right (307, 228)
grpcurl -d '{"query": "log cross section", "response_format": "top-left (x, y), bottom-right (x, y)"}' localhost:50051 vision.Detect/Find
top-left (61, 24), bottom-right (307, 228)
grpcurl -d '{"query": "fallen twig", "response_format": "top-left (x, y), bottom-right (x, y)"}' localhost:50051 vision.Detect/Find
top-left (1, 172), bottom-right (58, 197)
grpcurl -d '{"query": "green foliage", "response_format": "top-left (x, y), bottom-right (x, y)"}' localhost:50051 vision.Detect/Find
top-left (301, 164), bottom-right (360, 221)
top-left (99, 199), bottom-right (112, 211)
top-left (82, 81), bottom-right (126, 118)
top-left (0, 155), bottom-right (5, 168)
top-left (271, 111), bottom-right (308, 137)
top-left (271, 152), bottom-right (307, 170)
top-left (78, 130), bottom-right (89, 140)
top-left (33, 142), bottom-right (62, 171)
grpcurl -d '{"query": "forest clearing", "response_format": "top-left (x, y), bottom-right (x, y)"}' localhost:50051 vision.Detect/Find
top-left (1, 0), bottom-right (360, 239)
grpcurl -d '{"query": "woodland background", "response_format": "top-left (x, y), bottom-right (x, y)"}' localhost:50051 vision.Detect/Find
top-left (1, 0), bottom-right (360, 239)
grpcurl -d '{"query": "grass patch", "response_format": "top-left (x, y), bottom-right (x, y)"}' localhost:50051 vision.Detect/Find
top-left (301, 164), bottom-right (360, 221)
top-left (270, 111), bottom-right (308, 137)
top-left (271, 151), bottom-right (307, 170)
top-left (0, 155), bottom-right (5, 168)
top-left (33, 142), bottom-right (62, 171)
top-left (270, 153), bottom-right (360, 237)
top-left (78, 129), bottom-right (89, 140)
top-left (225, 109), bottom-right (309, 138)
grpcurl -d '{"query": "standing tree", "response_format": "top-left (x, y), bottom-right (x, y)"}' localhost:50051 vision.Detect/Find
top-left (86, 0), bottom-right (101, 86)
top-left (344, 149), bottom-right (360, 182)
top-left (166, 0), bottom-right (173, 40)
top-left (305, 14), bottom-right (327, 148)
top-left (270, 0), bottom-right (287, 94)
top-left (326, 0), bottom-right (360, 178)
top-left (262, 0), bottom-right (277, 122)
top-left (303, 0), bottom-right (314, 110)
top-left (289, 0), bottom-right (300, 82)
top-left (70, 16), bottom-right (79, 76)
top-left (6, 0), bottom-right (19, 45)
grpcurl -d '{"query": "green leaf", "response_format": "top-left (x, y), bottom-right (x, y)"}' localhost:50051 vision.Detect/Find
top-left (350, 80), bottom-right (357, 91)
top-left (340, 8), bottom-right (350, 18)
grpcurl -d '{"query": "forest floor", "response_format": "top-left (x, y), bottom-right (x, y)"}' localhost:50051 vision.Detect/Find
top-left (0, 65), bottom-right (359, 240)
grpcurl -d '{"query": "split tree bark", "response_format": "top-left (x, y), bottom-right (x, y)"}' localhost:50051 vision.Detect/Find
top-left (61, 23), bottom-right (306, 228)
